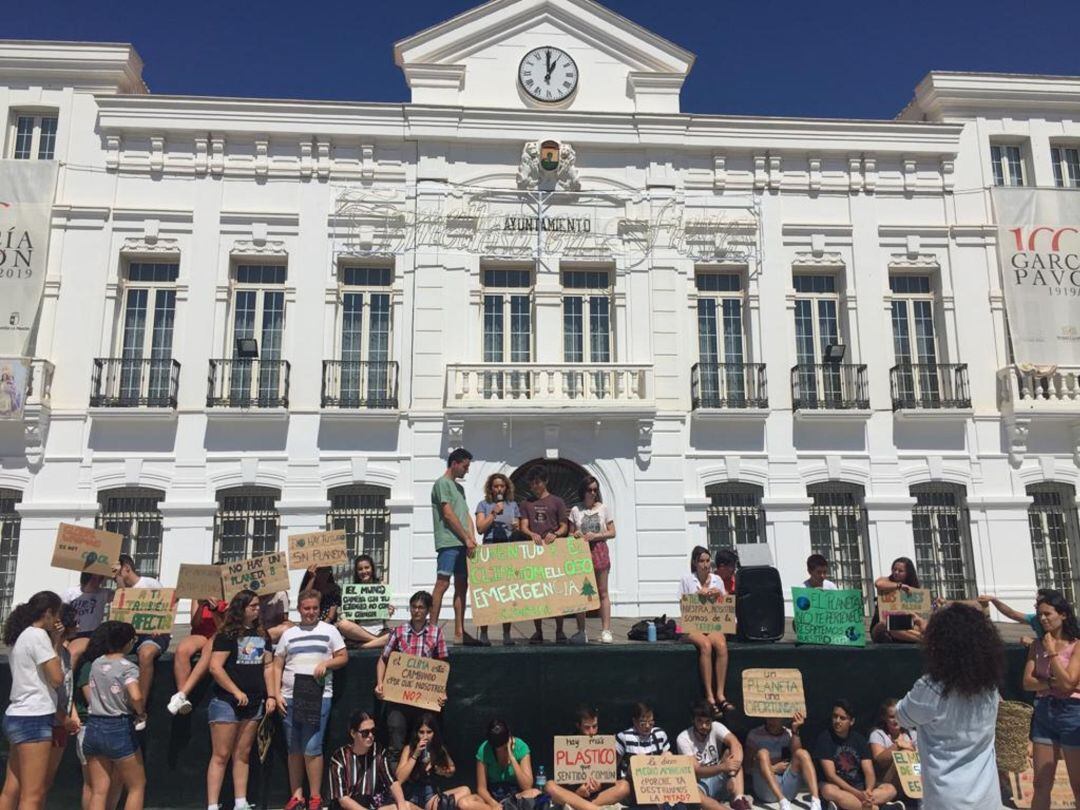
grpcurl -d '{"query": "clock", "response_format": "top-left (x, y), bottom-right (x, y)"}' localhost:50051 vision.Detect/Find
top-left (518, 46), bottom-right (578, 103)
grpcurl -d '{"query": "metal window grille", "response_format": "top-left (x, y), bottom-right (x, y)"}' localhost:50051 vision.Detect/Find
top-left (1028, 483), bottom-right (1080, 604)
top-left (705, 483), bottom-right (765, 557)
top-left (213, 487), bottom-right (281, 564)
top-left (327, 485), bottom-right (392, 580)
top-left (911, 483), bottom-right (976, 600)
top-left (0, 489), bottom-right (22, 620)
top-left (809, 483), bottom-right (872, 603)
top-left (97, 488), bottom-right (165, 580)
top-left (510, 459), bottom-right (589, 511)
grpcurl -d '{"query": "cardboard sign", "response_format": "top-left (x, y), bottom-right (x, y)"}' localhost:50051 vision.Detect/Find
top-left (680, 593), bottom-right (736, 634)
top-left (628, 755), bottom-right (698, 805)
top-left (288, 530), bottom-right (348, 570)
top-left (110, 588), bottom-right (177, 633)
top-left (221, 553), bottom-right (290, 597)
top-left (467, 537), bottom-right (600, 626)
top-left (892, 751), bottom-right (923, 800)
top-left (878, 587), bottom-right (933, 616)
top-left (381, 652), bottom-right (449, 712)
top-left (51, 523), bottom-right (122, 576)
top-left (341, 583), bottom-right (390, 622)
top-left (553, 736), bottom-right (618, 785)
top-left (742, 668), bottom-right (806, 718)
top-left (1011, 759), bottom-right (1076, 809)
top-left (792, 587), bottom-right (866, 647)
top-left (175, 563), bottom-right (224, 602)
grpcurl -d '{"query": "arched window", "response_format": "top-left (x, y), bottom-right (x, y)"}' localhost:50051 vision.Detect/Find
top-left (327, 484), bottom-right (391, 579)
top-left (97, 488), bottom-right (165, 579)
top-left (808, 482), bottom-right (871, 597)
top-left (1028, 482), bottom-right (1080, 603)
top-left (705, 482), bottom-right (764, 557)
top-left (213, 487), bottom-right (280, 563)
top-left (0, 489), bottom-right (22, 619)
top-left (510, 459), bottom-right (590, 510)
top-left (910, 483), bottom-right (976, 600)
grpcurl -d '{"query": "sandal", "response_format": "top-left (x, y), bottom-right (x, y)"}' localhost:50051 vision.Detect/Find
top-left (715, 699), bottom-right (736, 718)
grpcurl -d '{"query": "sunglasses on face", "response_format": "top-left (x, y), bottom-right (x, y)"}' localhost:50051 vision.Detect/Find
top-left (357, 728), bottom-right (375, 737)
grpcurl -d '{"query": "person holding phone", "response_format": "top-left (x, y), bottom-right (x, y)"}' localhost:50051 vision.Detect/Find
top-left (870, 557), bottom-right (923, 644)
top-left (475, 473), bottom-right (521, 646)
top-left (745, 712), bottom-right (822, 810)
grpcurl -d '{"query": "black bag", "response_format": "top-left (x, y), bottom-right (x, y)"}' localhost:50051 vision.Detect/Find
top-left (500, 796), bottom-right (536, 810)
top-left (627, 614), bottom-right (677, 641)
top-left (436, 793), bottom-right (457, 810)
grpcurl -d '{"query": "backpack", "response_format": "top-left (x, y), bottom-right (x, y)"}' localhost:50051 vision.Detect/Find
top-left (627, 615), bottom-right (678, 641)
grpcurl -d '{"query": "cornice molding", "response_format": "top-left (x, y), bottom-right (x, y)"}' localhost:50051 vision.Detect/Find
top-left (0, 39), bottom-right (146, 95)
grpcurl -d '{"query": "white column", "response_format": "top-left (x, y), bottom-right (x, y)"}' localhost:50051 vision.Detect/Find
top-left (761, 497), bottom-right (813, 614)
top-left (387, 498), bottom-right (415, 611)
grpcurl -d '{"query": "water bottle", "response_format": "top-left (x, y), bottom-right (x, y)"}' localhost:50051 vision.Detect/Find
top-left (536, 765), bottom-right (547, 789)
top-left (646, 621), bottom-right (658, 643)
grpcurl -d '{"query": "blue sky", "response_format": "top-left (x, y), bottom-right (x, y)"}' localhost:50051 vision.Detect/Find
top-left (8, 0), bottom-right (1080, 119)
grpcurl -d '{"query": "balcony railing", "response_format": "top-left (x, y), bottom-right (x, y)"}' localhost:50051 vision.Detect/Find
top-left (791, 363), bottom-right (869, 410)
top-left (998, 365), bottom-right (1080, 415)
top-left (207, 359), bottom-right (290, 408)
top-left (446, 363), bottom-right (654, 409)
top-left (691, 362), bottom-right (768, 409)
top-left (322, 360), bottom-right (399, 409)
top-left (889, 363), bottom-right (971, 411)
top-left (90, 358), bottom-right (180, 408)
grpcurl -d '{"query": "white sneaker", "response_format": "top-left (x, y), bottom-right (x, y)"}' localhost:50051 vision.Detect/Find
top-left (134, 715), bottom-right (147, 731)
top-left (600, 629), bottom-right (614, 644)
top-left (166, 691), bottom-right (191, 716)
top-left (779, 799), bottom-right (794, 810)
top-left (808, 799), bottom-right (823, 810)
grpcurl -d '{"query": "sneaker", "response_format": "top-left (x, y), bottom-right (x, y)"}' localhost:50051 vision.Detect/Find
top-left (133, 715), bottom-right (147, 732)
top-left (308, 796), bottom-right (324, 810)
top-left (808, 799), bottom-right (822, 810)
top-left (166, 691), bottom-right (189, 716)
top-left (568, 631), bottom-right (588, 645)
top-left (730, 797), bottom-right (751, 810)
top-left (284, 797), bottom-right (305, 810)
top-left (778, 800), bottom-right (794, 810)
top-left (600, 629), bottom-right (614, 644)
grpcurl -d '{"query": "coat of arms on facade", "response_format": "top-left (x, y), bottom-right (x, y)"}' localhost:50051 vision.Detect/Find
top-left (516, 139), bottom-right (580, 191)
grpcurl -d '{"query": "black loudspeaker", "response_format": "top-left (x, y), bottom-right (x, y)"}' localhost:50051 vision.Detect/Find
top-left (734, 565), bottom-right (785, 642)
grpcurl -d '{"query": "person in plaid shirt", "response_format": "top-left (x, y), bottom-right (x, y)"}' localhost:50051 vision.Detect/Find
top-left (375, 591), bottom-right (448, 768)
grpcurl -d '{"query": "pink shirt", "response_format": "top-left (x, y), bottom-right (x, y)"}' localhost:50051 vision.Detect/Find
top-left (1034, 638), bottom-right (1080, 699)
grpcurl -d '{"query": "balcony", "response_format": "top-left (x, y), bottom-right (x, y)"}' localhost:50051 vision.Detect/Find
top-left (890, 363), bottom-right (971, 413)
top-left (691, 362), bottom-right (768, 411)
top-left (791, 363), bottom-right (870, 414)
top-left (207, 359), bottom-right (290, 409)
top-left (0, 359), bottom-right (53, 461)
top-left (445, 363), bottom-right (655, 413)
top-left (90, 358), bottom-right (180, 410)
top-left (322, 360), bottom-right (399, 410)
top-left (998, 365), bottom-right (1080, 418)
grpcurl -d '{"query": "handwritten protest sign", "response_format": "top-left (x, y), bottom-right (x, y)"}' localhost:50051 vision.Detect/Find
top-left (341, 584), bottom-right (390, 622)
top-left (742, 668), bottom-right (806, 718)
top-left (792, 587), bottom-right (865, 647)
top-left (381, 652), bottom-right (449, 712)
top-left (629, 756), bottom-right (698, 804)
top-left (553, 736), bottom-right (618, 785)
top-left (221, 553), bottom-right (290, 597)
top-left (110, 588), bottom-right (177, 633)
top-left (878, 587), bottom-right (933, 616)
top-left (892, 751), bottom-right (923, 800)
top-left (51, 523), bottom-right (122, 576)
top-left (680, 593), bottom-right (736, 634)
top-left (175, 563), bottom-right (224, 602)
top-left (1011, 759), bottom-right (1076, 808)
top-left (467, 537), bottom-right (599, 626)
top-left (288, 530), bottom-right (348, 570)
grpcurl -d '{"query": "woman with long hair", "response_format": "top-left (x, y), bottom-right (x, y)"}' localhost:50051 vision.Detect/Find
top-left (678, 546), bottom-right (733, 718)
top-left (1024, 590), bottom-right (1080, 809)
top-left (0, 590), bottom-right (64, 810)
top-left (868, 698), bottom-right (916, 785)
top-left (168, 561), bottom-right (228, 716)
top-left (73, 625), bottom-right (124, 810)
top-left (206, 589), bottom-right (275, 810)
top-left (896, 603), bottom-right (1004, 809)
top-left (871, 557), bottom-right (923, 644)
top-left (337, 554), bottom-right (396, 649)
top-left (459, 719), bottom-right (539, 810)
top-left (569, 476), bottom-right (615, 644)
top-left (396, 713), bottom-right (472, 810)
top-left (299, 564), bottom-right (343, 624)
top-left (475, 473), bottom-right (522, 646)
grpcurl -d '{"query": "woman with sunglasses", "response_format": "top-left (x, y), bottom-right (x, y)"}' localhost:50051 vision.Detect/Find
top-left (569, 476), bottom-right (615, 644)
top-left (329, 710), bottom-right (418, 810)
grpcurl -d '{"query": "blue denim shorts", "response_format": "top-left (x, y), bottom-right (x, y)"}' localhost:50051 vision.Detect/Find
top-left (697, 773), bottom-right (732, 800)
top-left (83, 715), bottom-right (139, 761)
top-left (405, 782), bottom-right (436, 807)
top-left (2, 713), bottom-right (54, 745)
top-left (208, 695), bottom-right (265, 725)
top-left (436, 546), bottom-right (468, 579)
top-left (134, 634), bottom-right (171, 655)
top-left (1032, 696), bottom-right (1080, 749)
top-left (283, 696), bottom-right (332, 756)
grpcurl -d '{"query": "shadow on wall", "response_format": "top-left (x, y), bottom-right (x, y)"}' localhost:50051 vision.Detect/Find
top-left (88, 420), bottom-right (178, 454)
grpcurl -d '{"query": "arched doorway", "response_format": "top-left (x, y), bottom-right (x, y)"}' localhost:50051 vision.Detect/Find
top-left (510, 458), bottom-right (590, 509)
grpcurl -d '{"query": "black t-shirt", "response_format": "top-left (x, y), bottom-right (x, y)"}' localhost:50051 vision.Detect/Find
top-left (814, 728), bottom-right (871, 789)
top-left (212, 631), bottom-right (270, 704)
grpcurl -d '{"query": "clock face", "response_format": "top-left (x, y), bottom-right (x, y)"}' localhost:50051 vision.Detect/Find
top-left (518, 47), bottom-right (578, 103)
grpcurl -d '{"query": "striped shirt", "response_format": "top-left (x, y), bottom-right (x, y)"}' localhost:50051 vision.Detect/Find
top-left (274, 621), bottom-right (345, 699)
top-left (381, 621), bottom-right (448, 661)
top-left (328, 741), bottom-right (396, 805)
top-left (615, 726), bottom-right (670, 779)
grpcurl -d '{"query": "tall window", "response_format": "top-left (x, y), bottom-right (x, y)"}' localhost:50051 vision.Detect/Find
top-left (213, 487), bottom-right (280, 563)
top-left (327, 485), bottom-right (391, 579)
top-left (890, 274), bottom-right (940, 404)
top-left (0, 489), bottom-right (22, 620)
top-left (482, 268), bottom-right (532, 398)
top-left (563, 269), bottom-right (612, 398)
top-left (809, 483), bottom-right (871, 600)
top-left (9, 112), bottom-right (57, 160)
top-left (705, 483), bottom-right (764, 557)
top-left (338, 266), bottom-right (392, 405)
top-left (991, 144), bottom-right (1026, 187)
top-left (911, 483), bottom-right (976, 600)
top-left (1028, 483), bottom-right (1080, 603)
top-left (1051, 146), bottom-right (1080, 189)
top-left (116, 262), bottom-right (178, 404)
top-left (230, 264), bottom-right (286, 403)
top-left (97, 488), bottom-right (165, 580)
top-left (696, 273), bottom-right (746, 403)
top-left (793, 274), bottom-right (842, 402)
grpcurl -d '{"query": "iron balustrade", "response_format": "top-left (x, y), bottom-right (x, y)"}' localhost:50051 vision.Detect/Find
top-left (90, 358), bottom-right (180, 408)
top-left (322, 360), bottom-right (399, 409)
top-left (791, 363), bottom-right (869, 410)
top-left (691, 362), bottom-right (768, 409)
top-left (207, 359), bottom-right (290, 408)
top-left (890, 363), bottom-right (970, 410)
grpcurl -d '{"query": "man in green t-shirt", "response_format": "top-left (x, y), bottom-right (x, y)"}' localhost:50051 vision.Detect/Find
top-left (431, 447), bottom-right (480, 645)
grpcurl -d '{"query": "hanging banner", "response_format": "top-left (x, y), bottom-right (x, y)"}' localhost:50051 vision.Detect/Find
top-left (991, 187), bottom-right (1080, 365)
top-left (0, 161), bottom-right (59, 357)
top-left (0, 357), bottom-right (30, 420)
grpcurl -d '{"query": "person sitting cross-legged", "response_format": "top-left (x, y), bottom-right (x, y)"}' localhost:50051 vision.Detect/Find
top-left (814, 699), bottom-right (902, 810)
top-left (746, 711), bottom-right (821, 810)
top-left (329, 709), bottom-right (421, 810)
top-left (675, 700), bottom-right (752, 810)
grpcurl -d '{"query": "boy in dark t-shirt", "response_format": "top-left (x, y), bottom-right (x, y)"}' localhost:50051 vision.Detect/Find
top-left (813, 700), bottom-right (901, 810)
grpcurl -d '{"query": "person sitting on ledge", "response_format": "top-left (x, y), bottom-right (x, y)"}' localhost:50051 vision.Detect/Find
top-left (168, 576), bottom-right (228, 716)
top-left (680, 546), bottom-right (734, 719)
top-left (396, 712), bottom-right (472, 810)
top-left (543, 704), bottom-right (614, 810)
top-left (746, 711), bottom-right (821, 810)
top-left (112, 554), bottom-right (166, 731)
top-left (259, 590), bottom-right (291, 644)
top-left (869, 557), bottom-right (922, 645)
top-left (803, 554), bottom-right (838, 590)
top-left (328, 709), bottom-right (419, 810)
top-left (337, 554), bottom-right (396, 649)
top-left (713, 549), bottom-right (739, 596)
top-left (675, 699), bottom-right (751, 810)
top-left (459, 719), bottom-right (540, 810)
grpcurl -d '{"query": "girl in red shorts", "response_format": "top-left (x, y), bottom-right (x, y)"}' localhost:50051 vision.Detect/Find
top-left (569, 476), bottom-right (616, 644)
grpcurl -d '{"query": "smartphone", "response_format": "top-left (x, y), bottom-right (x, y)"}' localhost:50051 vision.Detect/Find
top-left (887, 613), bottom-right (914, 632)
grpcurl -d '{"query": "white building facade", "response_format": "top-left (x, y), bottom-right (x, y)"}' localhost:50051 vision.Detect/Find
top-left (1, 0), bottom-right (1079, 620)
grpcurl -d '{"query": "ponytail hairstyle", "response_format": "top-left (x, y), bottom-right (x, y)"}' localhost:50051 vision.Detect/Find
top-left (218, 589), bottom-right (265, 641)
top-left (3, 590), bottom-right (62, 646)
